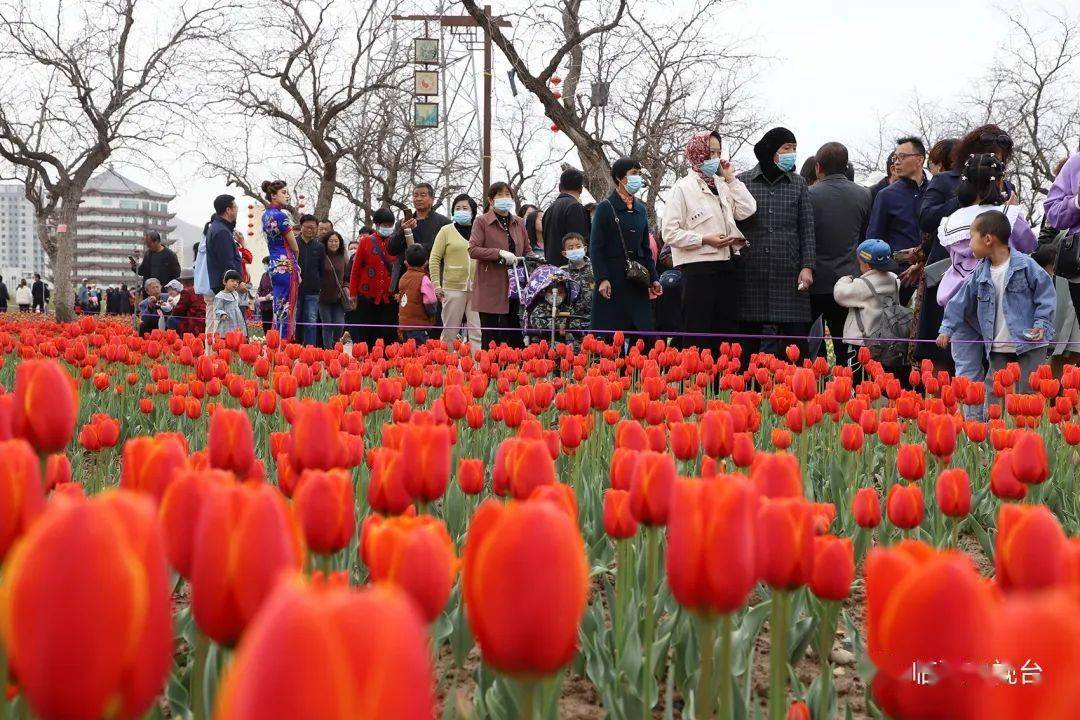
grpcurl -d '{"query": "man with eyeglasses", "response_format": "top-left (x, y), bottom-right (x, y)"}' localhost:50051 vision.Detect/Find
top-left (387, 183), bottom-right (451, 292)
top-left (867, 136), bottom-right (928, 305)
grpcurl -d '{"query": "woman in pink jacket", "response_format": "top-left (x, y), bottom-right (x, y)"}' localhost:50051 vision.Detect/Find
top-left (468, 181), bottom-right (528, 348)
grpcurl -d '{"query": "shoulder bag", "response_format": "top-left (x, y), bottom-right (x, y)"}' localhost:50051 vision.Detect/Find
top-left (1056, 233), bottom-right (1080, 280)
top-left (329, 256), bottom-right (355, 311)
top-left (604, 201), bottom-right (651, 289)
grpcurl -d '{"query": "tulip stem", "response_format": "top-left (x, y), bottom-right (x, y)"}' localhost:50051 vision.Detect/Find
top-left (0, 638), bottom-right (9, 720)
top-left (642, 527), bottom-right (660, 714)
top-left (614, 539), bottom-right (627, 662)
top-left (817, 601), bottom-right (839, 720)
top-left (695, 616), bottom-right (716, 720)
top-left (768, 591), bottom-right (789, 720)
top-left (192, 632), bottom-right (210, 720)
top-left (518, 679), bottom-right (537, 720)
top-left (718, 613), bottom-right (733, 720)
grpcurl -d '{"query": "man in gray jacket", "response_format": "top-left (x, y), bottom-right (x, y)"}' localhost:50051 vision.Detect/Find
top-left (808, 142), bottom-right (872, 365)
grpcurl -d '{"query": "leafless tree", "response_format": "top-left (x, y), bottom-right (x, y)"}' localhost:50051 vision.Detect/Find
top-left (495, 93), bottom-right (572, 207)
top-left (0, 0), bottom-right (230, 321)
top-left (205, 0), bottom-right (407, 220)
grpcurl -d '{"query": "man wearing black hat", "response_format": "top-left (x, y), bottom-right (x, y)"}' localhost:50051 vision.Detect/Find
top-left (204, 194), bottom-right (245, 333)
top-left (735, 126), bottom-right (817, 360)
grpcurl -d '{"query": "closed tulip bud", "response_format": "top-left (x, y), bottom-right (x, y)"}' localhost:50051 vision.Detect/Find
top-left (13, 359), bottom-right (78, 454)
top-left (995, 503), bottom-right (1069, 593)
top-left (367, 447), bottom-right (413, 515)
top-left (756, 497), bottom-right (814, 589)
top-left (786, 701), bottom-right (812, 720)
top-left (667, 475), bottom-right (757, 613)
top-left (609, 447), bottom-right (639, 491)
top-left (208, 408), bottom-right (257, 476)
top-left (289, 399), bottom-right (345, 471)
top-left (865, 542), bottom-right (994, 719)
top-left (629, 450), bottom-right (676, 526)
top-left (668, 421), bottom-right (699, 460)
top-left (361, 513), bottom-right (457, 623)
top-left (896, 443), bottom-right (926, 481)
top-left (750, 451), bottom-right (804, 499)
top-left (602, 488), bottom-right (638, 539)
top-left (1009, 430), bottom-right (1049, 484)
top-left (0, 439), bottom-right (45, 560)
top-left (990, 449), bottom-right (1027, 500)
top-left (0, 491), bottom-right (171, 720)
top-left (159, 469), bottom-right (231, 579)
top-left (442, 384), bottom-right (468, 420)
top-left (463, 499), bottom-right (588, 676)
top-left (191, 482), bottom-right (305, 645)
top-left (886, 483), bottom-right (924, 529)
top-left (401, 423), bottom-right (451, 502)
top-left (700, 409), bottom-right (735, 458)
top-left (558, 414), bottom-right (584, 453)
top-left (732, 431), bottom-right (756, 467)
top-left (840, 423), bottom-right (864, 452)
top-left (851, 487), bottom-right (882, 528)
top-left (790, 367), bottom-right (815, 402)
top-left (925, 413), bottom-right (957, 460)
top-left (44, 452), bottom-right (72, 491)
top-left (456, 457), bottom-right (485, 495)
top-left (120, 434), bottom-right (190, 503)
top-left (503, 438), bottom-right (556, 500)
top-left (293, 469), bottom-right (355, 555)
top-left (215, 577), bottom-right (434, 719)
top-left (810, 534), bottom-right (854, 601)
top-left (935, 468), bottom-right (971, 518)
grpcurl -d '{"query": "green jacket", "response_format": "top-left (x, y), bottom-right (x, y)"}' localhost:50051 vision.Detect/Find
top-left (430, 224), bottom-right (476, 292)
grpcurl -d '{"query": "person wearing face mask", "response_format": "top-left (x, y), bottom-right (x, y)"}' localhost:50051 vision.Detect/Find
top-left (468, 182), bottom-right (529, 348)
top-left (735, 126), bottom-right (817, 360)
top-left (430, 193), bottom-right (482, 350)
top-left (348, 207), bottom-right (401, 347)
top-left (662, 130), bottom-right (756, 355)
top-left (589, 157), bottom-right (662, 337)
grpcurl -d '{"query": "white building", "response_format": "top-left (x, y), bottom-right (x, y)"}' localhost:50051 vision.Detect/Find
top-left (75, 167), bottom-right (176, 287)
top-left (0, 184), bottom-right (46, 287)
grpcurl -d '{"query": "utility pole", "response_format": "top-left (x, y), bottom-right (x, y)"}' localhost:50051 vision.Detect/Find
top-left (393, 6), bottom-right (510, 197)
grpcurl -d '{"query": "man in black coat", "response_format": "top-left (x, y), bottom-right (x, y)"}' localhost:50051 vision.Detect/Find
top-left (387, 183), bottom-right (450, 292)
top-left (808, 142), bottom-right (872, 365)
top-left (31, 273), bottom-right (48, 312)
top-left (132, 231), bottom-right (181, 290)
top-left (205, 194), bottom-right (244, 331)
top-left (0, 277), bottom-right (9, 312)
top-left (295, 214), bottom-right (326, 346)
top-left (543, 167), bottom-right (592, 267)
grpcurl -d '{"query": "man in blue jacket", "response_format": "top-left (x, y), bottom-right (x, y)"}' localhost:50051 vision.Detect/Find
top-left (867, 137), bottom-right (927, 305)
top-left (204, 194), bottom-right (244, 331)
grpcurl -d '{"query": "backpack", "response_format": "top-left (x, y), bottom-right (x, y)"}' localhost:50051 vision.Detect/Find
top-left (853, 276), bottom-right (913, 367)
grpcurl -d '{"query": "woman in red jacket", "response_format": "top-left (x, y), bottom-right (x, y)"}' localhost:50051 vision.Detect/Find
top-left (348, 207), bottom-right (399, 347)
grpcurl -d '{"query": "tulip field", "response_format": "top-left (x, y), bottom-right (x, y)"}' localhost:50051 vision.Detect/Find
top-left (0, 315), bottom-right (1078, 720)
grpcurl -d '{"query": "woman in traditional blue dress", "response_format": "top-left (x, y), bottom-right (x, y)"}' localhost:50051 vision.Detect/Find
top-left (261, 180), bottom-right (300, 340)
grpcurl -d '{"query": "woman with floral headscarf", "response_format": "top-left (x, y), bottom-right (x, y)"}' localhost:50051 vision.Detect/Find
top-left (661, 130), bottom-right (756, 353)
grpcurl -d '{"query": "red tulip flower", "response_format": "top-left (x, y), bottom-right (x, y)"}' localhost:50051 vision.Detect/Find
top-left (810, 535), bottom-right (854, 601)
top-left (629, 451), bottom-right (676, 526)
top-left (990, 450), bottom-right (1027, 501)
top-left (456, 457), bottom-right (485, 495)
top-left (749, 451), bottom-right (804, 499)
top-left (886, 483), bottom-right (924, 530)
top-left (995, 503), bottom-right (1069, 593)
top-left (120, 434), bottom-right (190, 503)
top-left (851, 487), bottom-right (882, 529)
top-left (293, 469), bottom-right (355, 555)
top-left (935, 468), bottom-right (971, 518)
top-left (13, 359), bottom-right (79, 454)
top-left (401, 422), bottom-right (451, 502)
top-left (669, 421), bottom-right (699, 461)
top-left (700, 409), bottom-right (735, 458)
top-left (896, 443), bottom-right (926, 481)
top-left (840, 423), bottom-right (864, 452)
top-left (208, 408), bottom-right (257, 476)
top-left (0, 439), bottom-right (45, 560)
top-left (602, 488), bottom-right (638, 539)
top-left (925, 413), bottom-right (957, 460)
top-left (361, 513), bottom-right (457, 623)
top-left (755, 497), bottom-right (814, 590)
top-left (1009, 430), bottom-right (1049, 484)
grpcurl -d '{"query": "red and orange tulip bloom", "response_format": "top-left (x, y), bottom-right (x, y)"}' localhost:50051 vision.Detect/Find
top-left (293, 468), bottom-right (355, 555)
top-left (360, 513), bottom-right (457, 623)
top-left (886, 483), bottom-right (924, 530)
top-left (895, 443), bottom-right (926, 481)
top-left (289, 399), bottom-right (345, 471)
top-left (851, 487), bottom-right (882, 529)
top-left (456, 457), bottom-right (485, 495)
top-left (0, 490), bottom-right (171, 720)
top-left (602, 488), bottom-right (638, 539)
top-left (749, 451), bottom-right (804, 499)
top-left (0, 438), bottom-right (45, 561)
top-left (462, 499), bottom-right (588, 677)
top-left (935, 468), bottom-right (971, 518)
top-left (995, 503), bottom-right (1069, 593)
top-left (1008, 430), bottom-right (1049, 484)
top-left (629, 450), bottom-right (676, 526)
top-left (120, 433), bottom-right (190, 503)
top-left (990, 449), bottom-right (1027, 501)
top-left (207, 407), bottom-right (257, 476)
top-left (925, 413), bottom-right (957, 460)
top-left (810, 535), bottom-right (854, 601)
top-left (215, 577), bottom-right (434, 720)
top-left (12, 359), bottom-right (78, 454)
top-left (367, 447), bottom-right (412, 515)
top-left (400, 422), bottom-right (451, 502)
top-left (756, 497), bottom-right (814, 590)
top-left (158, 469), bottom-right (231, 579)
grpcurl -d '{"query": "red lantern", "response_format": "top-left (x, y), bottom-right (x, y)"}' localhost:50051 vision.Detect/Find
top-left (550, 124), bottom-right (560, 133)
top-left (551, 76), bottom-right (562, 85)
top-left (553, 90), bottom-right (562, 99)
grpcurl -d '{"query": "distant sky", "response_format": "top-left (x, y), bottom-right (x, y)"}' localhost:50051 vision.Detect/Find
top-left (119, 0), bottom-right (1054, 233)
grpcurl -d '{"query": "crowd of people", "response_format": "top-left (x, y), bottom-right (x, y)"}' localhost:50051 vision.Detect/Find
top-left (67, 122), bottom-right (1080, 401)
top-left (0, 274), bottom-right (50, 314)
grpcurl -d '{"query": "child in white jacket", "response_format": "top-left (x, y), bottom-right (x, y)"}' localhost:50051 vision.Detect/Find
top-left (833, 239), bottom-right (901, 364)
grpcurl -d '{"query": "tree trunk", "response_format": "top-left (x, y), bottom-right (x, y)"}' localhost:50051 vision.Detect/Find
top-left (50, 192), bottom-right (81, 323)
top-left (577, 143), bottom-right (610, 201)
top-left (314, 157), bottom-right (338, 219)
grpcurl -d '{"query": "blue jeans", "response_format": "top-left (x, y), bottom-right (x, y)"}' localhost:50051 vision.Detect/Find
top-left (299, 294), bottom-right (320, 346)
top-left (319, 301), bottom-right (345, 348)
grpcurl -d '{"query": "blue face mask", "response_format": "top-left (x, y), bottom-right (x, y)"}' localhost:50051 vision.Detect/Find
top-left (453, 210), bottom-right (473, 226)
top-left (777, 153), bottom-right (797, 172)
top-left (376, 225), bottom-right (394, 238)
top-left (624, 175), bottom-right (644, 194)
top-left (700, 158), bottom-right (721, 177)
top-left (493, 197), bottom-right (515, 214)
top-left (565, 248), bottom-right (586, 263)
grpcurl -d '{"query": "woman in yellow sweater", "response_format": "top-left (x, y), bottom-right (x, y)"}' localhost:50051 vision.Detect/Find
top-left (430, 193), bottom-right (481, 350)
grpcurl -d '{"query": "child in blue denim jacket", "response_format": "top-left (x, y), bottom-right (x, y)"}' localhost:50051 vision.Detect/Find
top-left (937, 210), bottom-right (1054, 414)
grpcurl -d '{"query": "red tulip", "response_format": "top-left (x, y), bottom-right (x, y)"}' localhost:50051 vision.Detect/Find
top-left (851, 487), bottom-right (882, 528)
top-left (995, 503), bottom-right (1069, 593)
top-left (669, 421), bottom-right (700, 460)
top-left (602, 488), bottom-right (638, 539)
top-left (756, 497), bottom-right (814, 590)
top-left (0, 439), bottom-right (45, 560)
top-left (896, 443), bottom-right (926, 481)
top-left (925, 413), bottom-right (957, 460)
top-left (810, 535), bottom-right (854, 601)
top-left (732, 431), bottom-right (755, 467)
top-left (456, 457), bottom-right (485, 495)
top-left (609, 447), bottom-right (640, 491)
top-left (629, 450), bottom-right (676, 525)
top-left (840, 423), bottom-right (864, 452)
top-left (190, 482), bottom-right (305, 645)
top-left (877, 420), bottom-right (901, 446)
top-left (701, 409), bottom-right (735, 457)
top-left (214, 577), bottom-right (434, 719)
top-left (1009, 430), bottom-right (1049, 484)
top-left (791, 367), bottom-right (816, 402)
top-left (361, 513), bottom-right (457, 623)
top-left (886, 483), bottom-right (924, 530)
top-left (771, 427), bottom-right (792, 449)
top-left (401, 422), bottom-right (451, 502)
top-left (44, 452), bottom-right (72, 491)
top-left (990, 450), bottom-right (1027, 501)
top-left (119, 434), bottom-right (190, 503)
top-left (666, 475), bottom-right (757, 613)
top-left (367, 447), bottom-right (412, 515)
top-left (614, 419), bottom-right (648, 451)
top-left (786, 701), bottom-right (811, 720)
top-left (293, 469), bottom-right (355, 555)
top-left (935, 468), bottom-right (971, 518)
top-left (208, 408), bottom-right (257, 476)
top-left (462, 499), bottom-right (588, 676)
top-left (289, 399), bottom-right (345, 471)
top-left (558, 414), bottom-right (584, 453)
top-left (13, 359), bottom-right (79, 454)
top-left (0, 490), bottom-right (171, 720)
top-left (158, 469), bottom-right (231, 579)
top-left (750, 451), bottom-right (803, 499)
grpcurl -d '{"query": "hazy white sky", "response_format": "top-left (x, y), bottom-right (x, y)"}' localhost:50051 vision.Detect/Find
top-left (126, 0), bottom-right (1052, 236)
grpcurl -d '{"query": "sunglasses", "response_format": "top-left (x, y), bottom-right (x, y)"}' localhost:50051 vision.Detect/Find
top-left (977, 132), bottom-right (1013, 149)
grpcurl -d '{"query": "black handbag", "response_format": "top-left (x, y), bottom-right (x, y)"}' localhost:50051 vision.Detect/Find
top-left (605, 201), bottom-right (651, 289)
top-left (1055, 233), bottom-right (1080, 279)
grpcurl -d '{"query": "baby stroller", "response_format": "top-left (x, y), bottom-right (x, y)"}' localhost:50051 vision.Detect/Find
top-left (520, 264), bottom-right (585, 345)
top-left (507, 250), bottom-right (547, 324)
